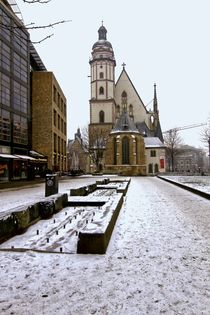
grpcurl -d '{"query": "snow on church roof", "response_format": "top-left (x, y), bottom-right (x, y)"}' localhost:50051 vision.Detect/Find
top-left (144, 137), bottom-right (165, 148)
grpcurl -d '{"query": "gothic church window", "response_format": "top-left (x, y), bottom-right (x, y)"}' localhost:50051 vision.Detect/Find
top-left (122, 136), bottom-right (130, 164)
top-left (99, 86), bottom-right (104, 95)
top-left (129, 104), bottom-right (133, 117)
top-left (121, 91), bottom-right (127, 110)
top-left (99, 110), bottom-right (105, 123)
top-left (100, 72), bottom-right (104, 79)
top-left (116, 105), bottom-right (120, 118)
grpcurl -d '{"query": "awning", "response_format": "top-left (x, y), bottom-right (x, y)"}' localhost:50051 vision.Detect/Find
top-left (14, 155), bottom-right (36, 161)
top-left (0, 154), bottom-right (18, 159)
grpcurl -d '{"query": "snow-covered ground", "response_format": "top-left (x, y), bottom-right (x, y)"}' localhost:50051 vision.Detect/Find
top-left (0, 176), bottom-right (209, 314)
top-left (160, 175), bottom-right (210, 194)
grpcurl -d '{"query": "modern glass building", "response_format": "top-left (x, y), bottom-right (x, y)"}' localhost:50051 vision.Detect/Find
top-left (0, 0), bottom-right (33, 181)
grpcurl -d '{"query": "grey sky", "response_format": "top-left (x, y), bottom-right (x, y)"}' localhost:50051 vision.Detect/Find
top-left (17, 0), bottom-right (210, 148)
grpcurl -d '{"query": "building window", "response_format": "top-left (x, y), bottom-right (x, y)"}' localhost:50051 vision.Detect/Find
top-left (113, 138), bottom-right (117, 165)
top-left (148, 163), bottom-right (153, 173)
top-left (0, 73), bottom-right (10, 107)
top-left (64, 122), bottom-right (66, 135)
top-left (0, 109), bottom-right (10, 141)
top-left (54, 133), bottom-right (57, 152)
top-left (122, 136), bottom-right (129, 164)
top-left (129, 104), bottom-right (133, 117)
top-left (13, 81), bottom-right (27, 114)
top-left (13, 114), bottom-right (28, 145)
top-left (150, 150), bottom-right (156, 157)
top-left (57, 93), bottom-right (60, 108)
top-left (155, 163), bottom-right (159, 173)
top-left (53, 110), bottom-right (56, 126)
top-left (100, 72), bottom-right (104, 79)
top-left (99, 110), bottom-right (105, 123)
top-left (58, 136), bottom-right (60, 153)
top-left (0, 42), bottom-right (10, 71)
top-left (99, 86), bottom-right (104, 95)
top-left (58, 115), bottom-right (60, 130)
top-left (53, 86), bottom-right (56, 103)
top-left (121, 91), bottom-right (127, 110)
top-left (116, 105), bottom-right (120, 118)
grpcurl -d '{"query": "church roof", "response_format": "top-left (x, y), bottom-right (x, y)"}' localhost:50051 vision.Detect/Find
top-left (111, 110), bottom-right (140, 134)
top-left (144, 137), bottom-right (165, 148)
top-left (116, 68), bottom-right (148, 113)
top-left (92, 24), bottom-right (113, 50)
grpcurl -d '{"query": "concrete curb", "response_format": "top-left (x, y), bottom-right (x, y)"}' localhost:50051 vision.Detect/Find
top-left (157, 176), bottom-right (210, 200)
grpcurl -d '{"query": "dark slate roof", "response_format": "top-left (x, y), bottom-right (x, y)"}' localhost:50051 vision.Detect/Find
top-left (111, 111), bottom-right (140, 134)
top-left (92, 24), bottom-right (113, 50)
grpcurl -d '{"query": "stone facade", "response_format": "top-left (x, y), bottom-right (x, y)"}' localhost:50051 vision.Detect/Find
top-left (105, 132), bottom-right (146, 175)
top-left (31, 72), bottom-right (67, 172)
top-left (88, 25), bottom-right (165, 176)
top-left (67, 130), bottom-right (90, 174)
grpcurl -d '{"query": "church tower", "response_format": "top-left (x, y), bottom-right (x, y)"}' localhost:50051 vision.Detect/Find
top-left (89, 24), bottom-right (116, 149)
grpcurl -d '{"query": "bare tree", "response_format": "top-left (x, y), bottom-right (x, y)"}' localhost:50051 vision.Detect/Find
top-left (0, 0), bottom-right (70, 43)
top-left (200, 124), bottom-right (210, 155)
top-left (164, 129), bottom-right (183, 172)
top-left (81, 125), bottom-right (108, 173)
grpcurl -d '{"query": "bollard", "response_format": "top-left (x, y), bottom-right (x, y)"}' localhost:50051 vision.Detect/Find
top-left (53, 219), bottom-right (56, 223)
top-left (63, 225), bottom-right (66, 229)
top-left (47, 238), bottom-right (49, 243)
top-left (56, 230), bottom-right (59, 235)
top-left (60, 247), bottom-right (63, 252)
top-left (37, 230), bottom-right (39, 235)
top-left (65, 212), bottom-right (67, 215)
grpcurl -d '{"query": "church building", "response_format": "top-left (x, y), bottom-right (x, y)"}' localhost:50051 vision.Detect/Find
top-left (89, 24), bottom-right (165, 175)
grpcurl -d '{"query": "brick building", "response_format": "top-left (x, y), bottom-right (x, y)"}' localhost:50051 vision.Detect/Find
top-left (31, 71), bottom-right (67, 172)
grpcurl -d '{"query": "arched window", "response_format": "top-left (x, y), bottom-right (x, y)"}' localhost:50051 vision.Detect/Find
top-left (99, 86), bottom-right (104, 95)
top-left (99, 110), bottom-right (105, 123)
top-left (113, 138), bottom-right (117, 165)
top-left (148, 163), bottom-right (153, 173)
top-left (129, 104), bottom-right (133, 117)
top-left (100, 72), bottom-right (104, 79)
top-left (116, 105), bottom-right (120, 118)
top-left (122, 136), bottom-right (129, 164)
top-left (121, 91), bottom-right (127, 110)
top-left (155, 163), bottom-right (159, 173)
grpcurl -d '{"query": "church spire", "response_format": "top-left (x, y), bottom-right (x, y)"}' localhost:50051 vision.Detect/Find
top-left (98, 22), bottom-right (107, 40)
top-left (153, 83), bottom-right (158, 113)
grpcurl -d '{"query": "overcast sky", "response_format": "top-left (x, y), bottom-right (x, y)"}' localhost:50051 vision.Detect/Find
top-left (16, 0), bottom-right (210, 149)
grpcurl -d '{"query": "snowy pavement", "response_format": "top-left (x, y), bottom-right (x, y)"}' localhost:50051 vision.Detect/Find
top-left (0, 176), bottom-right (209, 314)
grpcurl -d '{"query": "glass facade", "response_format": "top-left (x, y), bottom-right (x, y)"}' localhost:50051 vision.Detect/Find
top-left (0, 3), bottom-right (30, 180)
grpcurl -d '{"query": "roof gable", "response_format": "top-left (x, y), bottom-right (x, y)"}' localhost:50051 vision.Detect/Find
top-left (115, 69), bottom-right (148, 113)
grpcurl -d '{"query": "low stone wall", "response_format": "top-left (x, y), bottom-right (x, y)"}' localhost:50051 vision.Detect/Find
top-left (158, 176), bottom-right (210, 200)
top-left (77, 194), bottom-right (124, 254)
top-left (0, 193), bottom-right (68, 244)
top-left (70, 179), bottom-right (110, 196)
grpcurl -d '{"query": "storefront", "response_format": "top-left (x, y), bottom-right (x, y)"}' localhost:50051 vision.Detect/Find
top-left (0, 154), bottom-right (17, 182)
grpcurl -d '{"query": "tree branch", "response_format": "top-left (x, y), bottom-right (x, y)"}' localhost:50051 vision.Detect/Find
top-left (31, 33), bottom-right (54, 44)
top-left (26, 20), bottom-right (71, 30)
top-left (23, 0), bottom-right (52, 4)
